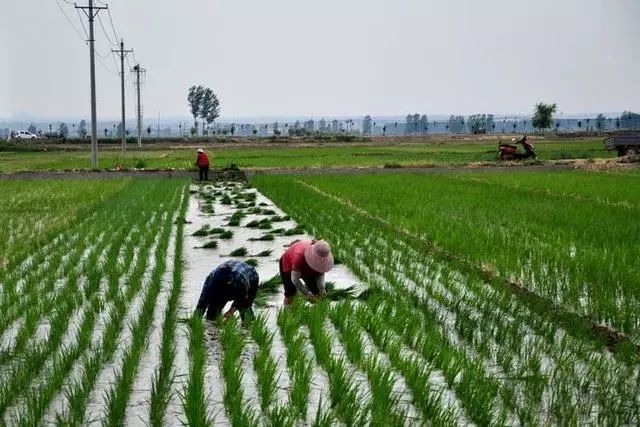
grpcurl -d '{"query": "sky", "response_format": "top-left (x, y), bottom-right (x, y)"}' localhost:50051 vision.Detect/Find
top-left (1, 0), bottom-right (639, 120)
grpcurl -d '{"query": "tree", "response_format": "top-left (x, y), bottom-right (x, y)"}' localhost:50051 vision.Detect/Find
top-left (187, 85), bottom-right (205, 133)
top-left (78, 120), bottom-right (88, 138)
top-left (200, 88), bottom-right (221, 129)
top-left (405, 115), bottom-right (414, 135)
top-left (27, 124), bottom-right (37, 134)
top-left (595, 114), bottom-right (606, 131)
top-left (419, 114), bottom-right (428, 134)
top-left (531, 102), bottom-right (557, 131)
top-left (147, 126), bottom-right (152, 136)
top-left (58, 122), bottom-right (69, 138)
top-left (448, 115), bottom-right (465, 133)
top-left (620, 111), bottom-right (640, 130)
top-left (362, 115), bottom-right (372, 135)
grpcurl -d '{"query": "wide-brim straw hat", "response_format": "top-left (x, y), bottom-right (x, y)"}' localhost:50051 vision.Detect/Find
top-left (304, 240), bottom-right (334, 273)
top-left (197, 148), bottom-right (204, 153)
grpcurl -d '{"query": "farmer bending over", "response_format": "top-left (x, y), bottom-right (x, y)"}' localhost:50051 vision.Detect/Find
top-left (280, 239), bottom-right (334, 305)
top-left (195, 260), bottom-right (259, 321)
top-left (195, 148), bottom-right (210, 181)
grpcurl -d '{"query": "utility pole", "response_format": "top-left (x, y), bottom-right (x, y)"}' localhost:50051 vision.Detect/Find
top-left (112, 40), bottom-right (133, 153)
top-left (132, 64), bottom-right (146, 148)
top-left (76, 0), bottom-right (108, 169)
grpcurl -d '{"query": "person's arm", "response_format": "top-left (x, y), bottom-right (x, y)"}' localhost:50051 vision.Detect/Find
top-left (316, 273), bottom-right (326, 296)
top-left (291, 270), bottom-right (313, 297)
top-left (195, 275), bottom-right (214, 317)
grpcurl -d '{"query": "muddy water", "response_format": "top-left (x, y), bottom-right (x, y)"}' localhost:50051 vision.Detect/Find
top-left (177, 182), bottom-right (362, 424)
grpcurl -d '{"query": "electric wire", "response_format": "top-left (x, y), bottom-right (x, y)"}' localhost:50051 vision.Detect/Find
top-left (106, 8), bottom-right (121, 44)
top-left (75, 7), bottom-right (90, 39)
top-left (97, 14), bottom-right (118, 46)
top-left (55, 0), bottom-right (87, 44)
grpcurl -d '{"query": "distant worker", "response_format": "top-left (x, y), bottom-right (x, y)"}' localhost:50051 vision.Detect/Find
top-left (195, 148), bottom-right (210, 181)
top-left (195, 260), bottom-right (259, 321)
top-left (279, 239), bottom-right (334, 305)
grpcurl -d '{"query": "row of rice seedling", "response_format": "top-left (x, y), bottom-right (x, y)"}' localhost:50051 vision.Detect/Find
top-left (149, 186), bottom-right (190, 427)
top-left (0, 179), bottom-right (186, 425)
top-left (285, 171), bottom-right (640, 339)
top-left (253, 174), bottom-right (640, 424)
top-left (0, 179), bottom-right (128, 269)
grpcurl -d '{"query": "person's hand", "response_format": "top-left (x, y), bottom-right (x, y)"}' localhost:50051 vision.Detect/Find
top-left (319, 291), bottom-right (327, 298)
top-left (306, 294), bottom-right (317, 303)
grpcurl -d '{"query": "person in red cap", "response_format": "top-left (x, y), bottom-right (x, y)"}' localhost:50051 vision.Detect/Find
top-left (279, 239), bottom-right (334, 305)
top-left (195, 148), bottom-right (210, 181)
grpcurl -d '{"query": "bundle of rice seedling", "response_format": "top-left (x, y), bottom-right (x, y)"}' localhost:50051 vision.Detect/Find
top-left (201, 240), bottom-right (218, 249)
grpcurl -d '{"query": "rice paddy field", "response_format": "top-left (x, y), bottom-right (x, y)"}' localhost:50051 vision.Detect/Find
top-left (0, 137), bottom-right (611, 172)
top-left (1, 167), bottom-right (639, 426)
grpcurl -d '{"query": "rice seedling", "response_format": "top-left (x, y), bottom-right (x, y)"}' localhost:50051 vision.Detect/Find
top-left (221, 194), bottom-right (233, 205)
top-left (219, 230), bottom-right (234, 239)
top-left (245, 258), bottom-right (259, 267)
top-left (192, 224), bottom-right (211, 236)
top-left (283, 226), bottom-right (305, 236)
top-left (276, 307), bottom-right (313, 420)
top-left (150, 187), bottom-right (189, 427)
top-left (227, 247), bottom-right (248, 257)
top-left (253, 249), bottom-right (272, 257)
top-left (269, 215), bottom-right (291, 222)
top-left (248, 233), bottom-right (275, 242)
top-left (201, 240), bottom-right (219, 249)
top-left (250, 315), bottom-right (279, 413)
top-left (220, 317), bottom-right (258, 426)
top-left (245, 218), bottom-right (272, 229)
top-left (181, 314), bottom-right (214, 427)
top-left (227, 211), bottom-right (245, 226)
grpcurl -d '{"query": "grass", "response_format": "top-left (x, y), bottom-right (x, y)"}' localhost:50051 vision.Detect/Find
top-left (0, 137), bottom-right (613, 172)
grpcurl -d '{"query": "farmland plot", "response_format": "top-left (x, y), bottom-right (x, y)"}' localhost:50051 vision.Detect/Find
top-left (0, 179), bottom-right (187, 426)
top-left (253, 172), bottom-right (640, 425)
top-left (3, 170), bottom-right (638, 426)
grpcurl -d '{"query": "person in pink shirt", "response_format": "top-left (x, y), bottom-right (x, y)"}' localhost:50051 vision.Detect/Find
top-left (279, 239), bottom-right (334, 305)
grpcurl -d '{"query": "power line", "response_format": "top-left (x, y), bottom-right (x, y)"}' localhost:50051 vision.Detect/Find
top-left (106, 8), bottom-right (121, 44)
top-left (97, 14), bottom-right (118, 46)
top-left (55, 0), bottom-right (87, 44)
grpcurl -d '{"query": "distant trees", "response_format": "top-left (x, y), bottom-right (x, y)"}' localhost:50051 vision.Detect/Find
top-left (58, 122), bottom-right (69, 138)
top-left (188, 85), bottom-right (221, 135)
top-left (78, 120), bottom-right (88, 138)
top-left (27, 124), bottom-right (37, 134)
top-left (467, 114), bottom-right (494, 134)
top-left (362, 115), bottom-right (372, 135)
top-left (595, 114), bottom-right (606, 131)
top-left (532, 102), bottom-right (557, 131)
top-left (448, 115), bottom-right (465, 133)
top-left (620, 111), bottom-right (640, 130)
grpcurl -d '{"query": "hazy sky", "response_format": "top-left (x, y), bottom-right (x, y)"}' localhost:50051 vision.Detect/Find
top-left (2, 0), bottom-right (639, 120)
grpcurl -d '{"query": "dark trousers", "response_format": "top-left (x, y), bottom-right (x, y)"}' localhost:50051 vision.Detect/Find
top-left (199, 165), bottom-right (209, 181)
top-left (279, 257), bottom-right (319, 297)
top-left (198, 291), bottom-right (254, 321)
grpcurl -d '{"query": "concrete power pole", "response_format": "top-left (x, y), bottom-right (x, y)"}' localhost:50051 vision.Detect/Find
top-left (75, 0), bottom-right (108, 169)
top-left (112, 40), bottom-right (133, 153)
top-left (132, 64), bottom-right (146, 148)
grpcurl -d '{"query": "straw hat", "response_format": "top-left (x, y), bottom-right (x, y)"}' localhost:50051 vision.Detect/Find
top-left (304, 240), bottom-right (334, 273)
top-left (197, 148), bottom-right (204, 153)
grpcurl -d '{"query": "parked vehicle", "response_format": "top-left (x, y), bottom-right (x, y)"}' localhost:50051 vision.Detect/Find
top-left (498, 136), bottom-right (536, 160)
top-left (604, 135), bottom-right (640, 157)
top-left (13, 130), bottom-right (38, 140)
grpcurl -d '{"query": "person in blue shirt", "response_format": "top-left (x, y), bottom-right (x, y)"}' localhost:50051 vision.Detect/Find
top-left (195, 260), bottom-right (259, 321)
